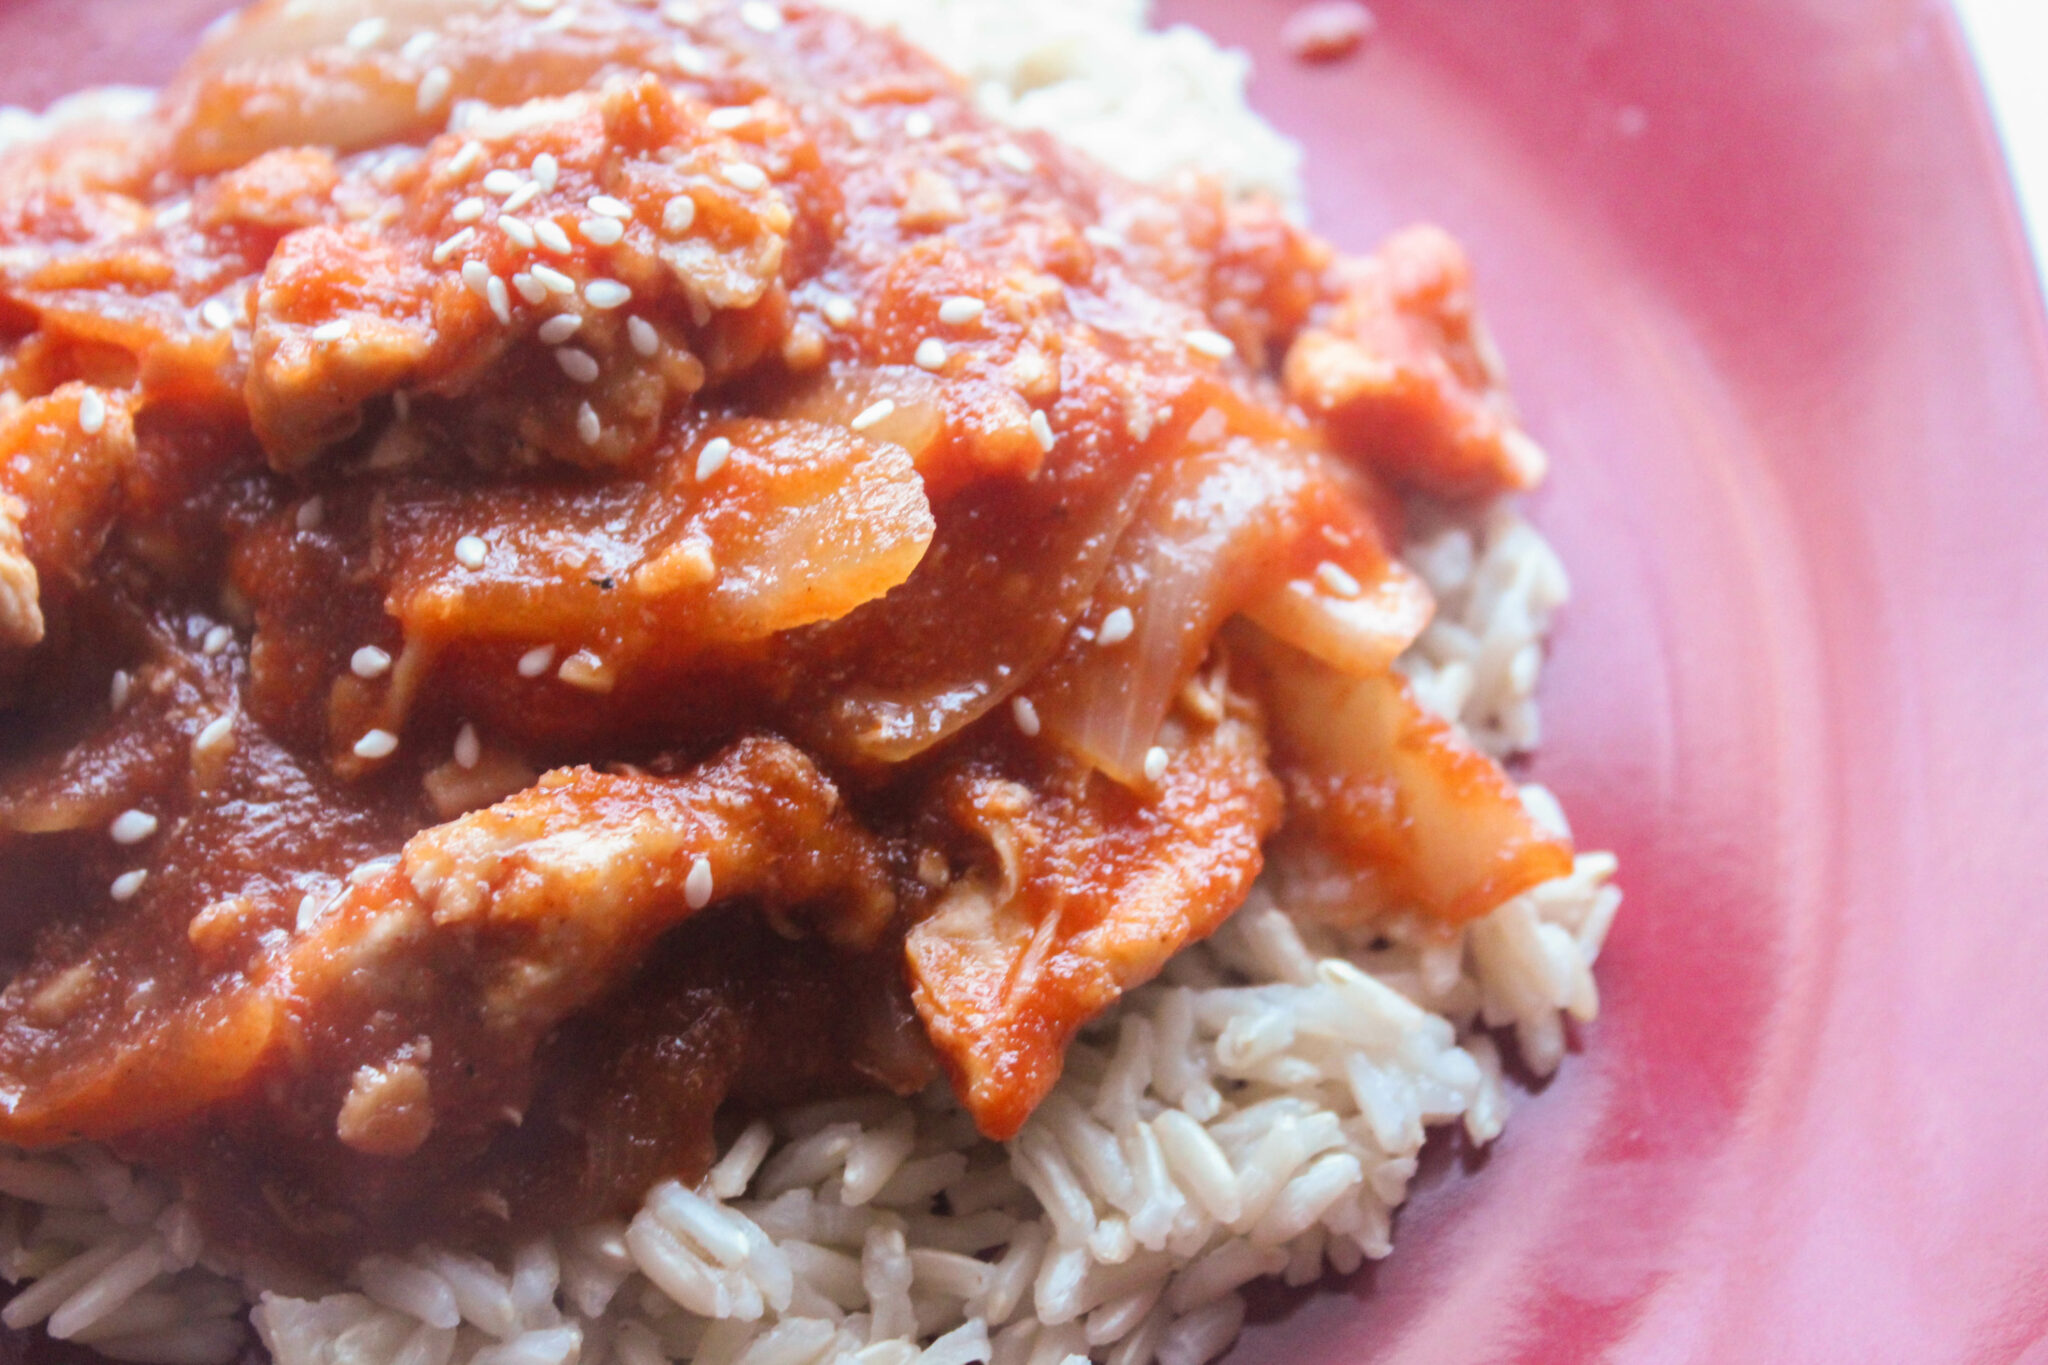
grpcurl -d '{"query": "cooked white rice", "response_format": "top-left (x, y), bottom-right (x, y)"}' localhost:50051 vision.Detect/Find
top-left (0, 6), bottom-right (1620, 1365)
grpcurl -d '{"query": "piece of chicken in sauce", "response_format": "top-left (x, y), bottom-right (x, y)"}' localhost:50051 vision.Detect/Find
top-left (0, 0), bottom-right (1568, 1265)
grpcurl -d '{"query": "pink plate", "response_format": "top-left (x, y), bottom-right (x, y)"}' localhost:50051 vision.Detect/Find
top-left (5, 0), bottom-right (2048, 1359)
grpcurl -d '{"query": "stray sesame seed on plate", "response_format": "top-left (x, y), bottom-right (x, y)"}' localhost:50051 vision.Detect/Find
top-left (627, 316), bottom-right (660, 356)
top-left (354, 729), bottom-right (399, 760)
top-left (194, 712), bottom-right (236, 757)
top-left (994, 143), bottom-right (1035, 174)
top-left (311, 319), bottom-right (352, 343)
top-left (517, 644), bottom-right (557, 678)
top-left (538, 314), bottom-right (583, 345)
top-left (446, 141), bottom-right (485, 178)
top-left (1012, 695), bottom-right (1041, 737)
top-left (200, 298), bottom-right (235, 330)
top-left (589, 194), bottom-right (635, 220)
top-left (577, 402), bottom-right (602, 445)
top-left (202, 624), bottom-right (233, 655)
top-left (721, 162), bottom-right (769, 191)
top-left (584, 279), bottom-right (632, 310)
top-left (461, 260), bottom-right (493, 297)
top-left (821, 296), bottom-right (857, 328)
top-left (532, 263), bottom-right (577, 294)
top-left (738, 1), bottom-right (782, 32)
top-left (1316, 561), bottom-right (1363, 598)
top-left (454, 722), bottom-right (481, 769)
top-left (351, 646), bottom-right (393, 679)
top-left (578, 216), bottom-right (625, 247)
top-left (914, 337), bottom-right (948, 371)
top-left (502, 181), bottom-right (542, 214)
top-left (110, 869), bottom-right (148, 902)
top-left (499, 216), bottom-right (537, 248)
top-left (416, 65), bottom-right (453, 114)
top-left (1097, 605), bottom-right (1136, 646)
top-left (77, 390), bottom-right (106, 435)
top-left (938, 296), bottom-right (984, 326)
top-left (345, 16), bottom-right (389, 47)
top-left (1030, 409), bottom-right (1055, 453)
top-left (486, 275), bottom-right (513, 324)
top-left (532, 153), bottom-right (560, 190)
top-left (904, 110), bottom-right (934, 139)
top-left (110, 809), bottom-right (158, 845)
top-left (483, 169), bottom-right (525, 197)
top-left (663, 195), bottom-right (697, 234)
top-left (534, 219), bottom-right (575, 255)
top-left (1143, 745), bottom-right (1170, 783)
top-left (451, 196), bottom-right (488, 224)
top-left (433, 227), bottom-right (478, 263)
top-left (297, 497), bottom-right (325, 531)
top-left (455, 534), bottom-right (489, 569)
top-left (849, 399), bottom-right (895, 432)
top-left (556, 347), bottom-right (601, 384)
top-left (512, 272), bottom-right (549, 304)
top-left (695, 436), bottom-right (732, 480)
top-left (685, 855), bottom-right (715, 909)
top-left (1184, 328), bottom-right (1235, 359)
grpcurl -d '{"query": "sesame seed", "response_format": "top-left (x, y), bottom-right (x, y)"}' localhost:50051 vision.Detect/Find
top-left (499, 216), bottom-right (537, 248)
top-left (433, 227), bottom-right (477, 262)
top-left (311, 319), bottom-right (351, 343)
top-left (156, 202), bottom-right (193, 229)
top-left (401, 31), bottom-right (438, 61)
top-left (706, 106), bottom-right (752, 131)
top-left (1012, 695), bottom-right (1041, 737)
top-left (486, 275), bottom-right (513, 324)
top-left (532, 263), bottom-right (577, 294)
top-left (1184, 329), bottom-right (1235, 359)
top-left (517, 644), bottom-right (557, 678)
top-left (538, 314), bottom-right (583, 344)
top-left (354, 729), bottom-right (399, 760)
top-left (738, 1), bottom-right (782, 31)
top-left (110, 809), bottom-right (158, 844)
top-left (1030, 410), bottom-right (1055, 453)
top-left (938, 296), bottom-right (984, 326)
top-left (589, 194), bottom-right (634, 220)
top-left (515, 0), bottom-right (557, 12)
top-left (558, 649), bottom-right (613, 692)
top-left (531, 153), bottom-right (560, 190)
top-left (202, 624), bottom-right (233, 655)
top-left (914, 337), bottom-right (948, 371)
top-left (1316, 561), bottom-right (1363, 598)
top-left (994, 143), bottom-right (1035, 174)
top-left (77, 390), bottom-right (106, 435)
top-left (578, 216), bottom-right (625, 247)
top-left (455, 535), bottom-right (489, 569)
top-left (821, 296), bottom-right (857, 328)
top-left (695, 436), bottom-right (732, 480)
top-left (684, 855), bottom-right (715, 909)
top-left (417, 65), bottom-right (453, 114)
top-left (345, 16), bottom-right (388, 47)
top-left (663, 195), bottom-right (697, 234)
top-left (534, 220), bottom-right (574, 255)
top-left (576, 402), bottom-right (602, 445)
top-left (295, 892), bottom-right (322, 930)
top-left (461, 260), bottom-right (492, 297)
top-left (904, 110), bottom-right (934, 139)
top-left (849, 399), bottom-right (895, 432)
top-left (662, 0), bottom-right (703, 23)
top-left (451, 196), bottom-right (488, 223)
top-left (200, 298), bottom-right (235, 330)
top-left (671, 42), bottom-right (711, 75)
top-left (109, 669), bottom-right (132, 710)
top-left (351, 645), bottom-right (392, 678)
top-left (627, 316), bottom-right (660, 356)
top-left (584, 278), bottom-right (632, 310)
top-left (446, 141), bottom-right (485, 178)
top-left (193, 712), bottom-right (235, 757)
top-left (512, 272), bottom-right (548, 305)
top-left (556, 347), bottom-right (601, 383)
top-left (720, 162), bottom-right (768, 191)
top-left (483, 169), bottom-right (524, 197)
top-left (110, 869), bottom-right (148, 902)
top-left (1143, 745), bottom-right (1169, 783)
top-left (296, 497), bottom-right (324, 531)
top-left (454, 722), bottom-right (481, 769)
top-left (502, 181), bottom-right (542, 214)
top-left (1097, 606), bottom-right (1135, 646)
top-left (348, 856), bottom-right (397, 884)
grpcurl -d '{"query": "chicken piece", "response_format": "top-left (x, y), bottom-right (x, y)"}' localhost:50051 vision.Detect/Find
top-left (0, 385), bottom-right (137, 644)
top-left (908, 703), bottom-right (1282, 1139)
top-left (1285, 225), bottom-right (1546, 499)
top-left (0, 495), bottom-right (39, 649)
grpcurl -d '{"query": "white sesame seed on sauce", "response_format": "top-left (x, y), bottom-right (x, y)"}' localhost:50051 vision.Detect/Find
top-left (351, 645), bottom-right (393, 679)
top-left (455, 534), bottom-right (489, 570)
top-left (311, 319), bottom-right (352, 343)
top-left (486, 275), bottom-right (513, 325)
top-left (446, 141), bottom-right (486, 178)
top-left (589, 194), bottom-right (635, 220)
top-left (627, 316), bottom-right (660, 356)
top-left (558, 650), bottom-right (612, 692)
top-left (193, 712), bottom-right (236, 757)
top-left (416, 65), bottom-right (453, 115)
top-left (483, 169), bottom-right (525, 197)
top-left (502, 181), bottom-right (543, 215)
top-left (77, 390), bottom-right (107, 436)
top-left (662, 0), bottom-right (704, 24)
top-left (538, 314), bottom-right (583, 345)
top-left (584, 279), bottom-right (632, 310)
top-left (531, 153), bottom-right (560, 191)
top-left (695, 436), bottom-right (732, 480)
top-left (295, 891), bottom-right (323, 931)
top-left (450, 196), bottom-right (488, 225)
top-left (684, 855), bottom-right (715, 909)
top-left (109, 669), bottom-right (133, 711)
top-left (1143, 745), bottom-right (1170, 783)
top-left (296, 497), bottom-right (325, 532)
top-left (109, 809), bottom-right (158, 845)
top-left (1316, 561), bottom-right (1363, 599)
top-left (498, 216), bottom-right (537, 249)
top-left (461, 260), bottom-right (493, 297)
top-left (1012, 695), bottom-right (1041, 737)
top-left (706, 106), bottom-right (753, 132)
top-left (671, 42), bottom-right (712, 76)
top-left (720, 162), bottom-right (769, 192)
top-left (354, 729), bottom-right (399, 760)
top-left (348, 856), bottom-right (397, 884)
top-left (821, 296), bottom-right (857, 329)
top-left (578, 216), bottom-right (626, 247)
top-left (1184, 328), bottom-right (1235, 360)
top-left (937, 296), bottom-right (984, 327)
top-left (201, 624), bottom-right (234, 656)
top-left (512, 272), bottom-right (549, 305)
top-left (200, 298), bottom-right (235, 330)
top-left (514, 0), bottom-right (558, 13)
top-left (849, 399), bottom-right (895, 432)
top-left (110, 869), bottom-right (148, 903)
top-left (556, 347), bottom-right (601, 384)
top-left (993, 143), bottom-right (1036, 174)
top-left (532, 263), bottom-right (577, 294)
top-left (534, 220), bottom-right (575, 256)
top-left (904, 110), bottom-right (935, 139)
top-left (344, 16), bottom-right (389, 48)
top-left (1097, 605), bottom-right (1136, 647)
top-left (1029, 409), bottom-right (1055, 454)
top-left (738, 1), bottom-right (782, 32)
top-left (453, 722), bottom-right (481, 770)
top-left (914, 338), bottom-right (948, 372)
top-left (400, 30), bottom-right (439, 62)
top-left (662, 196), bottom-right (697, 235)
top-left (576, 402), bottom-right (602, 445)
top-left (433, 227), bottom-right (478, 263)
top-left (517, 644), bottom-right (557, 678)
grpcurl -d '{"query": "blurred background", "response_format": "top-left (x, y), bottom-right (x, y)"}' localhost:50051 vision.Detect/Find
top-left (1955, 0), bottom-right (2047, 285)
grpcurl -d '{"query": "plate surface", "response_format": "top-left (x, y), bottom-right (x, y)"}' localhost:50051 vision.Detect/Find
top-left (6, 0), bottom-right (2048, 1360)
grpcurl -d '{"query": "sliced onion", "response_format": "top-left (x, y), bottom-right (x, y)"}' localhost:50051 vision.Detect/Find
top-left (1240, 555), bottom-right (1433, 678)
top-left (769, 365), bottom-right (948, 471)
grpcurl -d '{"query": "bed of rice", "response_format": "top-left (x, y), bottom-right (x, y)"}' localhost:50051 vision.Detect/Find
top-left (0, 6), bottom-right (1621, 1365)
